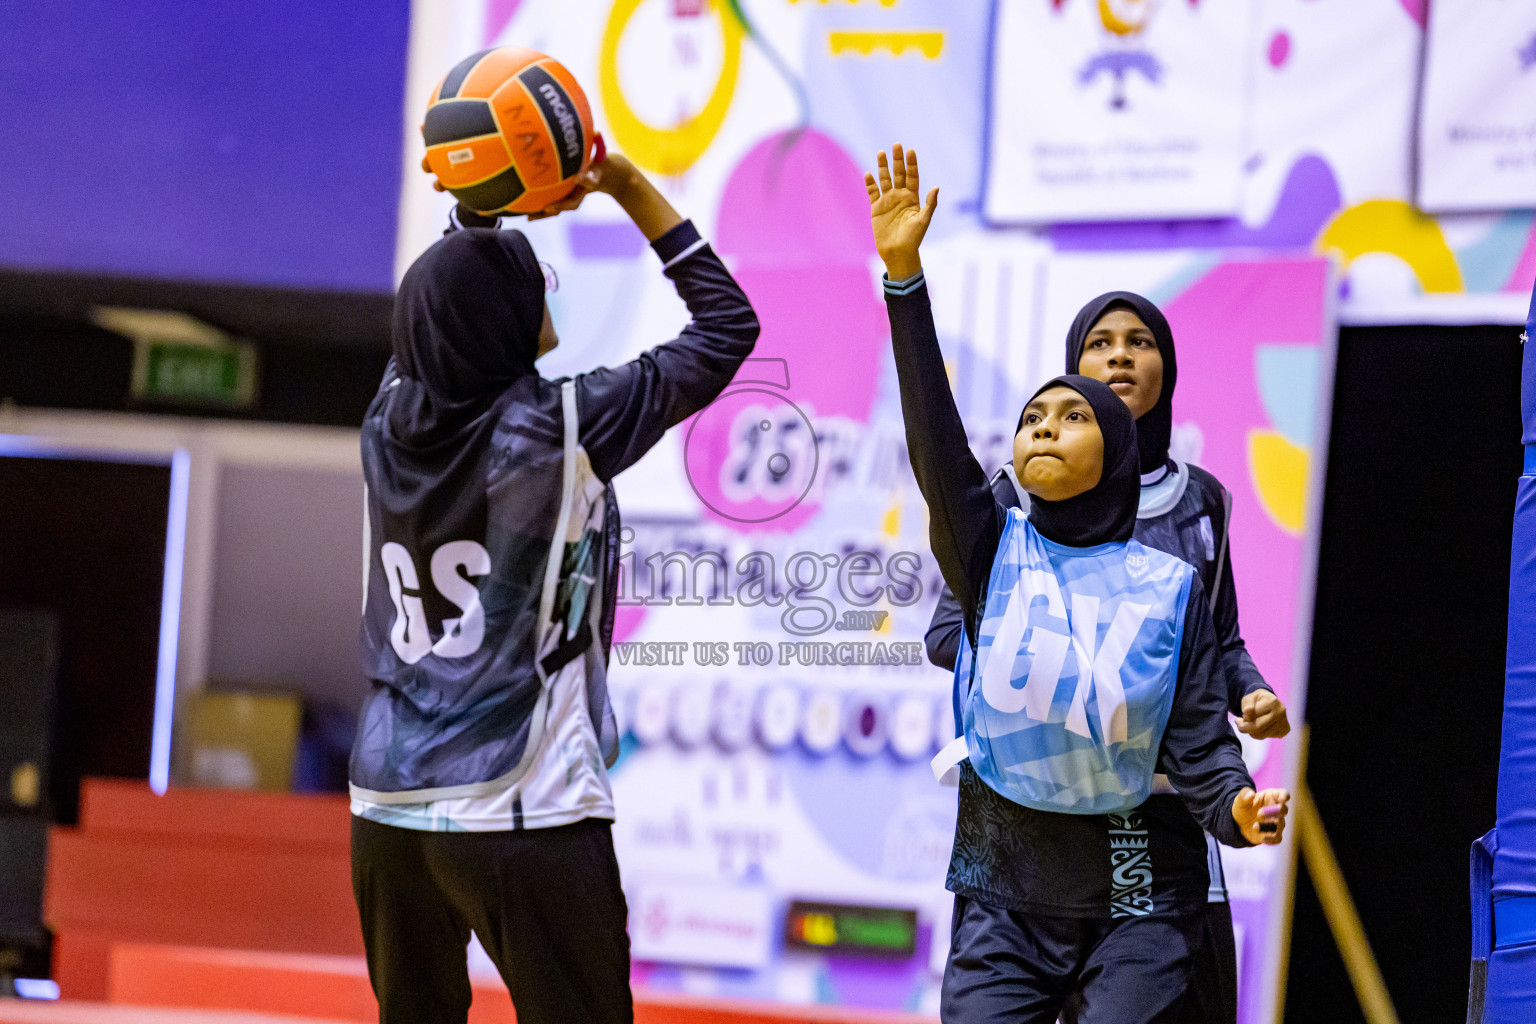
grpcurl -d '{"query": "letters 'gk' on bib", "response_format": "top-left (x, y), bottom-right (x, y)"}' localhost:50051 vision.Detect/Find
top-left (955, 510), bottom-right (1193, 815)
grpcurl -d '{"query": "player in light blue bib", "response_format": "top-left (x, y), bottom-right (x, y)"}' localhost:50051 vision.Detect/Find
top-left (948, 505), bottom-right (1194, 815)
top-left (868, 143), bottom-right (1290, 1024)
top-left (928, 288), bottom-right (1292, 1024)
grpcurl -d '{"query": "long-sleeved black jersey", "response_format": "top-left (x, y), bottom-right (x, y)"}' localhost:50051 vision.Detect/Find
top-left (351, 220), bottom-right (759, 798)
top-left (885, 272), bottom-right (1253, 917)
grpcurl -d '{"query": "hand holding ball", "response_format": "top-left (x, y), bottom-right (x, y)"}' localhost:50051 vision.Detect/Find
top-left (421, 47), bottom-right (598, 216)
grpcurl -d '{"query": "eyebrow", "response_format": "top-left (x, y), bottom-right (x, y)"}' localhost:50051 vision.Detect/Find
top-left (1086, 325), bottom-right (1154, 336)
top-left (1024, 396), bottom-right (1091, 414)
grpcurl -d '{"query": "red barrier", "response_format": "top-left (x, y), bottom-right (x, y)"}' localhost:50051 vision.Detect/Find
top-left (44, 780), bottom-right (358, 999)
top-left (44, 781), bottom-right (937, 1023)
top-left (109, 945), bottom-right (380, 1023)
top-left (0, 1000), bottom-right (349, 1023)
top-left (106, 943), bottom-right (936, 1024)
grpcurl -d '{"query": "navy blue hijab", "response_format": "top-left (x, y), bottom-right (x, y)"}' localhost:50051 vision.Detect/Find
top-left (1063, 291), bottom-right (1177, 475)
top-left (1018, 375), bottom-right (1140, 547)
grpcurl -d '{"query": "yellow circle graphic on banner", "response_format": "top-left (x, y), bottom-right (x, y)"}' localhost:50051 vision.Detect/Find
top-left (1316, 200), bottom-right (1465, 294)
top-left (1098, 0), bottom-right (1157, 37)
top-left (1248, 429), bottom-right (1309, 535)
top-left (599, 0), bottom-right (744, 176)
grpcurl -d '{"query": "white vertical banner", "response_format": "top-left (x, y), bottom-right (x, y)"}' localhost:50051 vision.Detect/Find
top-left (1417, 0), bottom-right (1536, 213)
top-left (983, 0), bottom-right (1256, 224)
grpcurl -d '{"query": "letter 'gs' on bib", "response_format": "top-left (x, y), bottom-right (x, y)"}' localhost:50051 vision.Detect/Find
top-left (936, 508), bottom-right (1193, 814)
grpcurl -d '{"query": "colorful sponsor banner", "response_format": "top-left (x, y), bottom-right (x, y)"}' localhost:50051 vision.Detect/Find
top-left (1418, 0), bottom-right (1536, 213)
top-left (982, 0), bottom-right (1256, 223)
top-left (398, 0), bottom-right (1536, 327)
top-left (395, 3), bottom-right (1329, 1020)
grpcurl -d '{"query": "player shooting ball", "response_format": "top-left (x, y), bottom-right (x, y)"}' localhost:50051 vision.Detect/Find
top-left (350, 116), bottom-right (759, 1022)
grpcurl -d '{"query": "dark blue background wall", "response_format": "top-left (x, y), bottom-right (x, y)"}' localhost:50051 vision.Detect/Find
top-left (0, 2), bottom-right (411, 292)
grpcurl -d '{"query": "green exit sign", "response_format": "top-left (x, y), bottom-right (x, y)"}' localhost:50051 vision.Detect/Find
top-left (136, 340), bottom-right (256, 408)
top-left (95, 307), bottom-right (259, 410)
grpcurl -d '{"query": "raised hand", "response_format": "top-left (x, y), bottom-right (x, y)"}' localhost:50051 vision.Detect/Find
top-left (1232, 787), bottom-right (1290, 846)
top-left (422, 153), bottom-right (448, 191)
top-left (865, 144), bottom-right (939, 281)
top-left (526, 153), bottom-right (640, 221)
top-left (421, 150), bottom-right (650, 225)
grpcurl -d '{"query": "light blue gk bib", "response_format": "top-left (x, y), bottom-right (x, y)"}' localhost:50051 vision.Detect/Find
top-left (939, 509), bottom-right (1194, 815)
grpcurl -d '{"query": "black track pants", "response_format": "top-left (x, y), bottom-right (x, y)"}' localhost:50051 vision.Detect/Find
top-left (1060, 898), bottom-right (1238, 1024)
top-left (350, 814), bottom-right (632, 1024)
top-left (940, 894), bottom-right (1202, 1024)
top-left (1174, 899), bottom-right (1238, 1024)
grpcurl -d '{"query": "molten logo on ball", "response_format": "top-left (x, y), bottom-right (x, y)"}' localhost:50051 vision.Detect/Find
top-left (422, 47), bottom-right (597, 214)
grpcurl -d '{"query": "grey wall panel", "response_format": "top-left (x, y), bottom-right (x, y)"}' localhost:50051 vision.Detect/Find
top-left (207, 464), bottom-right (366, 714)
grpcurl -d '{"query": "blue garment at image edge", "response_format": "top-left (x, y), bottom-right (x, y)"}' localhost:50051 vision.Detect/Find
top-left (957, 509), bottom-right (1192, 815)
top-left (1470, 276), bottom-right (1536, 1023)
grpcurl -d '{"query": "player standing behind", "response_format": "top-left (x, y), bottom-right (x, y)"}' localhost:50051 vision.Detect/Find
top-left (348, 153), bottom-right (758, 1024)
top-left (926, 291), bottom-right (1291, 1024)
top-left (868, 143), bottom-right (1288, 1023)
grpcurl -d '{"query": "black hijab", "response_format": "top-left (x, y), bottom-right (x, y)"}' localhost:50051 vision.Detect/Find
top-left (370, 227), bottom-right (550, 594)
top-left (392, 227), bottom-right (546, 406)
top-left (1017, 375), bottom-right (1140, 547)
top-left (1063, 291), bottom-right (1177, 475)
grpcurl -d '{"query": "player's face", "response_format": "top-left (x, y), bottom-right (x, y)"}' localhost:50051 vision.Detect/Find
top-left (536, 303), bottom-right (559, 358)
top-left (1076, 308), bottom-right (1163, 419)
top-left (1013, 388), bottom-right (1104, 502)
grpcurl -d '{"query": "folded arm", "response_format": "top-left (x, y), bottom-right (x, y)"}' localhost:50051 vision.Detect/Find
top-left (1208, 493), bottom-right (1290, 738)
top-left (1159, 573), bottom-right (1259, 848)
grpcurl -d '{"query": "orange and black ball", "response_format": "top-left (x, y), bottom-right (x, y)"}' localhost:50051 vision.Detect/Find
top-left (422, 47), bottom-right (596, 215)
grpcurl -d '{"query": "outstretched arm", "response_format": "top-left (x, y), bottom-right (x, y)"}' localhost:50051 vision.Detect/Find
top-left (423, 150), bottom-right (748, 480)
top-left (869, 145), bottom-right (1001, 632)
